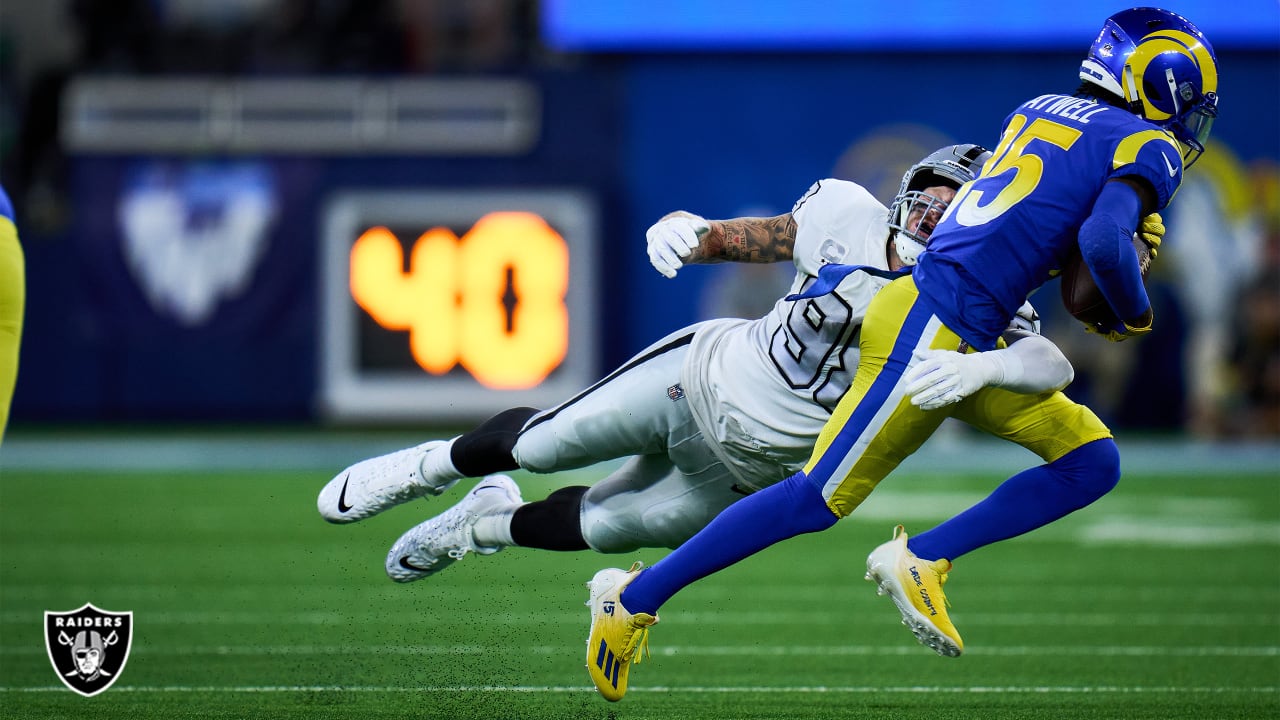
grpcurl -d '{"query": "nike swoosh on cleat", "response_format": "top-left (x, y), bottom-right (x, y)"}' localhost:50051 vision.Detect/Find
top-left (337, 475), bottom-right (354, 513)
top-left (398, 556), bottom-right (432, 572)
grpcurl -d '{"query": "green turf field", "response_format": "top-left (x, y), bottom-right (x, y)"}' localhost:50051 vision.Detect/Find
top-left (1, 446), bottom-right (1277, 719)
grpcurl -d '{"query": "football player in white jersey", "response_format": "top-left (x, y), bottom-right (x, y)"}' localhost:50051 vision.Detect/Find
top-left (316, 144), bottom-right (1149, 584)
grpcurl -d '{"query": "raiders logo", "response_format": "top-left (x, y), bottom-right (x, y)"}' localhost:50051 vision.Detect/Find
top-left (44, 603), bottom-right (134, 697)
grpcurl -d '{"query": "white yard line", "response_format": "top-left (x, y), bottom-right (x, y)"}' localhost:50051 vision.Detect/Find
top-left (1, 684), bottom-right (1276, 694)
top-left (2, 643), bottom-right (1276, 657)
top-left (1, 610), bottom-right (1276, 626)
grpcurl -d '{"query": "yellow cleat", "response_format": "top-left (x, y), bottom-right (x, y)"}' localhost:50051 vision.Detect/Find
top-left (865, 525), bottom-right (963, 657)
top-left (584, 562), bottom-right (658, 701)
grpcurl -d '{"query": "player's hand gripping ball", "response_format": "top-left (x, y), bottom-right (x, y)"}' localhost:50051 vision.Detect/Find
top-left (1060, 213), bottom-right (1161, 332)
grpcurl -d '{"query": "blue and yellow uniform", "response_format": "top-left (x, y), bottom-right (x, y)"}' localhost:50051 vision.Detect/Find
top-left (0, 185), bottom-right (24, 442)
top-left (918, 95), bottom-right (1182, 350)
top-left (593, 9), bottom-right (1220, 693)
top-left (812, 95), bottom-right (1181, 516)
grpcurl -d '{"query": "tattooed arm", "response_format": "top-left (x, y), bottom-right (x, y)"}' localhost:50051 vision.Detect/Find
top-left (661, 211), bottom-right (797, 264)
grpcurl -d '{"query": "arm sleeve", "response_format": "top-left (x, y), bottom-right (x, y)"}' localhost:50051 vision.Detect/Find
top-left (990, 331), bottom-right (1074, 394)
top-left (1077, 180), bottom-right (1151, 325)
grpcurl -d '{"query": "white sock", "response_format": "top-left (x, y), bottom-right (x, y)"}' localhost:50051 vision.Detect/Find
top-left (419, 437), bottom-right (465, 484)
top-left (472, 507), bottom-right (518, 548)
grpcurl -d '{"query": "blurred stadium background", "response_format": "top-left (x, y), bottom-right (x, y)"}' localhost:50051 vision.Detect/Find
top-left (0, 1), bottom-right (1277, 718)
top-left (0, 0), bottom-right (1277, 436)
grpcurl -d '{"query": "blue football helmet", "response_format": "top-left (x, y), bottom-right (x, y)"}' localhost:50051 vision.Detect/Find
top-left (888, 143), bottom-right (992, 266)
top-left (1079, 7), bottom-right (1219, 167)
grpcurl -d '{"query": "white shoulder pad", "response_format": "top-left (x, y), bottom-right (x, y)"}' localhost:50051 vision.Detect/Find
top-left (791, 179), bottom-right (890, 276)
top-left (791, 179), bottom-right (878, 226)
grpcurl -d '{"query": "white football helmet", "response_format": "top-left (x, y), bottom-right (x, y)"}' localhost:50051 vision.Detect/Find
top-left (888, 144), bottom-right (992, 265)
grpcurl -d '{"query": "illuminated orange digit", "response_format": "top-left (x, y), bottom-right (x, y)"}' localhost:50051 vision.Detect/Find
top-left (459, 212), bottom-right (569, 388)
top-left (350, 226), bottom-right (459, 374)
top-left (350, 226), bottom-right (412, 326)
top-left (348, 213), bottom-right (571, 389)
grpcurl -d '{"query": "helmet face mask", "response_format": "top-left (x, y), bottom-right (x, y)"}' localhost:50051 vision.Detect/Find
top-left (1079, 7), bottom-right (1219, 167)
top-left (1164, 88), bottom-right (1217, 164)
top-left (888, 144), bottom-right (993, 266)
top-left (889, 190), bottom-right (949, 266)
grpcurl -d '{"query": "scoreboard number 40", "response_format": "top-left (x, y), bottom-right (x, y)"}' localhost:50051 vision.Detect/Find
top-left (350, 212), bottom-right (569, 390)
top-left (320, 189), bottom-right (597, 423)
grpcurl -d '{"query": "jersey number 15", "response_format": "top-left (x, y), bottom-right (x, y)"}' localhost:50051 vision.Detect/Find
top-left (944, 115), bottom-right (1083, 227)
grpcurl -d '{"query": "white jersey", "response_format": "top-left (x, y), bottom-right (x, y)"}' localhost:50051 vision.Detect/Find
top-left (681, 179), bottom-right (895, 490)
top-left (501, 177), bottom-right (1051, 552)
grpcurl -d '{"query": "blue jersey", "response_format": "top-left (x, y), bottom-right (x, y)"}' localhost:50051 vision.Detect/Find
top-left (914, 93), bottom-right (1183, 349)
top-left (0, 185), bottom-right (12, 223)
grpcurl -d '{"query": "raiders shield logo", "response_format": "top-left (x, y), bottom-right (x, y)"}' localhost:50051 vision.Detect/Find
top-left (44, 603), bottom-right (133, 697)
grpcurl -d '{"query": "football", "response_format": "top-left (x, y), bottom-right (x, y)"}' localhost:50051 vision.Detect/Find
top-left (1059, 236), bottom-right (1153, 327)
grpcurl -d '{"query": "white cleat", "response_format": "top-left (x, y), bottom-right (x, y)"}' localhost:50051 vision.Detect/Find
top-left (385, 474), bottom-right (523, 582)
top-left (317, 440), bottom-right (454, 524)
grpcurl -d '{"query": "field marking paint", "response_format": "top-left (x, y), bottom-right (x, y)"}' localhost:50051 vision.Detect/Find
top-left (2, 684), bottom-right (1276, 694)
top-left (1079, 518), bottom-right (1280, 546)
top-left (3, 609), bottom-right (1275, 627)
top-left (661, 611), bottom-right (1280, 628)
top-left (2, 644), bottom-right (1275, 657)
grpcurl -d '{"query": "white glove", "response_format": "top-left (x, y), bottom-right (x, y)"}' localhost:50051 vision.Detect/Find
top-left (903, 348), bottom-right (1007, 411)
top-left (646, 213), bottom-right (709, 278)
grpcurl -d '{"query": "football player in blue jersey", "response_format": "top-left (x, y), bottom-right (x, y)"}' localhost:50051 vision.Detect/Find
top-left (585, 7), bottom-right (1219, 701)
top-left (319, 145), bottom-right (1117, 573)
top-left (0, 184), bottom-right (23, 443)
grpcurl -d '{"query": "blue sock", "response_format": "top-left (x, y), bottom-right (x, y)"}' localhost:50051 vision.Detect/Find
top-left (908, 438), bottom-right (1121, 561)
top-left (621, 471), bottom-right (838, 615)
